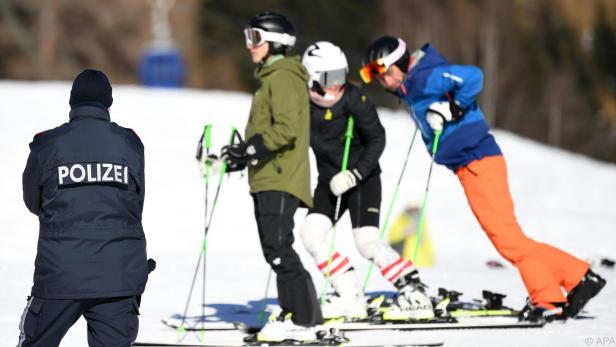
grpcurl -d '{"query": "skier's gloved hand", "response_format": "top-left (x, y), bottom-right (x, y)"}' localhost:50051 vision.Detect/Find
top-left (221, 134), bottom-right (272, 172)
top-left (220, 143), bottom-right (248, 172)
top-left (329, 169), bottom-right (363, 196)
top-left (426, 101), bottom-right (452, 132)
top-left (426, 112), bottom-right (445, 133)
top-left (245, 135), bottom-right (271, 165)
top-left (449, 101), bottom-right (466, 121)
top-left (199, 154), bottom-right (225, 177)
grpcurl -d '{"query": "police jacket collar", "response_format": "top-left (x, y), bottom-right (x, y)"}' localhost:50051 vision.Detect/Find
top-left (69, 105), bottom-right (110, 122)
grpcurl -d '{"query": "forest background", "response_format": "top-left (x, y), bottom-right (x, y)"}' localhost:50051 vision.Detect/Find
top-left (1, 0), bottom-right (615, 162)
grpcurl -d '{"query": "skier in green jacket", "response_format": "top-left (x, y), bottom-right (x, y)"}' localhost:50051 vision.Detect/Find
top-left (221, 12), bottom-right (323, 343)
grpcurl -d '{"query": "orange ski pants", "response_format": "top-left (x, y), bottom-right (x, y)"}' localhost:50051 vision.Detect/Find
top-left (456, 155), bottom-right (588, 304)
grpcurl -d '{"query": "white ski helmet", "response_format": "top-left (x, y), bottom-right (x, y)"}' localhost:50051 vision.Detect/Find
top-left (302, 41), bottom-right (348, 89)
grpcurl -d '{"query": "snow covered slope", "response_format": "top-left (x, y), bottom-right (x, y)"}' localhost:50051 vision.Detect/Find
top-left (1, 81), bottom-right (614, 346)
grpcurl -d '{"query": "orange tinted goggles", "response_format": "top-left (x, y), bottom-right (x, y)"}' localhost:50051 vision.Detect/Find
top-left (359, 60), bottom-right (388, 84)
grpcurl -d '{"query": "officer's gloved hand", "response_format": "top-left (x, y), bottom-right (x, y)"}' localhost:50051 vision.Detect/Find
top-left (220, 143), bottom-right (248, 172)
top-left (199, 154), bottom-right (225, 177)
top-left (330, 169), bottom-right (363, 196)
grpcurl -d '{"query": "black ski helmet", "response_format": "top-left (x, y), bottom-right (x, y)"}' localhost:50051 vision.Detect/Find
top-left (247, 12), bottom-right (296, 55)
top-left (363, 36), bottom-right (410, 72)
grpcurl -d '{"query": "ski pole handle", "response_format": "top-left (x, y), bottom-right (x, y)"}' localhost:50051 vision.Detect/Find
top-left (195, 124), bottom-right (212, 161)
top-left (202, 124), bottom-right (213, 183)
top-left (341, 116), bottom-right (354, 171)
top-left (203, 124), bottom-right (212, 150)
top-left (431, 130), bottom-right (441, 154)
top-left (217, 127), bottom-right (238, 184)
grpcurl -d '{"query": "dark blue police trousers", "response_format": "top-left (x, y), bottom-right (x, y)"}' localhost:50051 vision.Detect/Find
top-left (17, 295), bottom-right (140, 347)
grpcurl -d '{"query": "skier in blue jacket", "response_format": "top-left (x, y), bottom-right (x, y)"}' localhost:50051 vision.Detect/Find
top-left (359, 36), bottom-right (605, 322)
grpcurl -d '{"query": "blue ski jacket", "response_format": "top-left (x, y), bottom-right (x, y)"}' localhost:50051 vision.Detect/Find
top-left (398, 43), bottom-right (501, 171)
top-left (22, 105), bottom-right (148, 299)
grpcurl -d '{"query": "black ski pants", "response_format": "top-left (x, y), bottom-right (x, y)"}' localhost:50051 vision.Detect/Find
top-left (309, 173), bottom-right (381, 228)
top-left (252, 191), bottom-right (323, 326)
top-left (17, 295), bottom-right (140, 347)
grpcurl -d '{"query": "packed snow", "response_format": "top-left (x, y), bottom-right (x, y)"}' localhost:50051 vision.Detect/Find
top-left (0, 81), bottom-right (614, 347)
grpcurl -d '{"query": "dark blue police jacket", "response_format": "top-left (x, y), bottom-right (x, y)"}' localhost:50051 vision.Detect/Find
top-left (22, 105), bottom-right (148, 299)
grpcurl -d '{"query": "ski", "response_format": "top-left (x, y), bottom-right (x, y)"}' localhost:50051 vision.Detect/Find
top-left (325, 318), bottom-right (544, 331)
top-left (133, 342), bottom-right (444, 347)
top-left (163, 314), bottom-right (538, 334)
top-left (161, 319), bottom-right (236, 331)
top-left (162, 288), bottom-right (536, 334)
top-left (242, 328), bottom-right (348, 346)
top-left (432, 288), bottom-right (519, 318)
top-left (233, 316), bottom-right (543, 334)
top-left (242, 327), bottom-right (445, 346)
top-left (242, 341), bottom-right (444, 347)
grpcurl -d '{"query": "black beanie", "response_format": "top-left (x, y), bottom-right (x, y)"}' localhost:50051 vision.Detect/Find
top-left (69, 69), bottom-right (113, 108)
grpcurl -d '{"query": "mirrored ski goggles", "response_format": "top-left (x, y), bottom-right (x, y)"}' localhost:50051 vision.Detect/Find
top-left (359, 38), bottom-right (407, 84)
top-left (243, 27), bottom-right (296, 48)
top-left (359, 60), bottom-right (389, 84)
top-left (312, 68), bottom-right (347, 88)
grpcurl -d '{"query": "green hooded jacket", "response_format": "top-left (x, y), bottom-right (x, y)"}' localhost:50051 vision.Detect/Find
top-left (245, 55), bottom-right (313, 208)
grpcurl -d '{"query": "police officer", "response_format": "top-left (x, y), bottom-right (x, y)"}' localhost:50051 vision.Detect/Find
top-left (18, 69), bottom-right (150, 347)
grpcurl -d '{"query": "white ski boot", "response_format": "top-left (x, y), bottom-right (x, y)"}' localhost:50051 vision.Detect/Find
top-left (321, 270), bottom-right (368, 320)
top-left (257, 311), bottom-right (318, 342)
top-left (321, 292), bottom-right (368, 320)
top-left (383, 270), bottom-right (435, 320)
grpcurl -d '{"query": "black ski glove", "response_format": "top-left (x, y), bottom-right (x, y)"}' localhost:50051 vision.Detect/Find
top-left (220, 134), bottom-right (271, 172)
top-left (221, 143), bottom-right (248, 172)
top-left (449, 101), bottom-right (466, 121)
top-left (245, 135), bottom-right (270, 161)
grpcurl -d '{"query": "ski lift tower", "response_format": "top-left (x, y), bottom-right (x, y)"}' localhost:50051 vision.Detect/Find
top-left (139, 0), bottom-right (185, 87)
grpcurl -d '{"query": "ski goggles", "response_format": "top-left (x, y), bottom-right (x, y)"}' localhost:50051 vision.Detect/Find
top-left (359, 38), bottom-right (407, 84)
top-left (311, 68), bottom-right (347, 88)
top-left (243, 27), bottom-right (296, 48)
top-left (359, 61), bottom-right (388, 84)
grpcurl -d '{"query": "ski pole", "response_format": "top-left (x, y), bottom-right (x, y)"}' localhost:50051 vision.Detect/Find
top-left (321, 116), bottom-right (354, 306)
top-left (177, 126), bottom-right (236, 339)
top-left (200, 124), bottom-right (212, 337)
top-left (176, 124), bottom-right (212, 337)
top-left (362, 128), bottom-right (419, 291)
top-left (412, 130), bottom-right (442, 263)
top-left (258, 268), bottom-right (273, 325)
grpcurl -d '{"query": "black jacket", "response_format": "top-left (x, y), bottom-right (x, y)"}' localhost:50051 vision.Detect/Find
top-left (22, 106), bottom-right (148, 299)
top-left (310, 84), bottom-right (386, 183)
